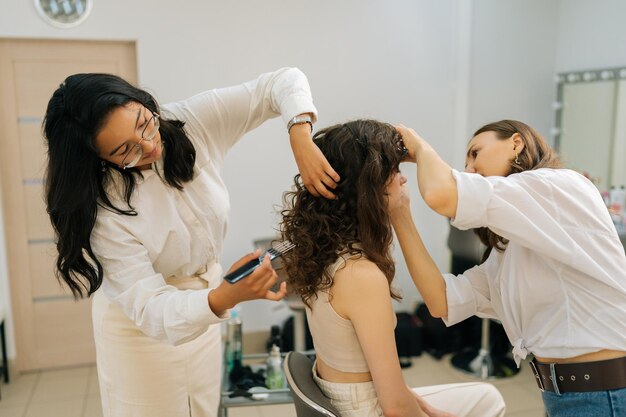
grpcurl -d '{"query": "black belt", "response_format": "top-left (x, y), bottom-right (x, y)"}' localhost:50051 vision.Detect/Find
top-left (530, 356), bottom-right (626, 394)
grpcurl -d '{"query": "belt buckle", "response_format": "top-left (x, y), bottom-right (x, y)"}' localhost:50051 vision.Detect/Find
top-left (529, 360), bottom-right (545, 392)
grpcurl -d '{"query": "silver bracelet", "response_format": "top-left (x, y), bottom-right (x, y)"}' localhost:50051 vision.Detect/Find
top-left (287, 114), bottom-right (313, 133)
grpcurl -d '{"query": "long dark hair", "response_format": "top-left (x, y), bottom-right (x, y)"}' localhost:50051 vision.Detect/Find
top-left (43, 73), bottom-right (197, 298)
top-left (280, 120), bottom-right (404, 308)
top-left (472, 120), bottom-right (562, 259)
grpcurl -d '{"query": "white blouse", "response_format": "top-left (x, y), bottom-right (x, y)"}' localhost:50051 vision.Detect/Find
top-left (90, 68), bottom-right (317, 345)
top-left (443, 168), bottom-right (626, 365)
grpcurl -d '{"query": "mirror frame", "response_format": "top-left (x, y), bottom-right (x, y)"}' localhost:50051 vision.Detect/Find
top-left (554, 66), bottom-right (626, 150)
top-left (553, 66), bottom-right (626, 189)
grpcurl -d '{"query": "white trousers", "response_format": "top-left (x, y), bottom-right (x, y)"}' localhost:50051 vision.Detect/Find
top-left (313, 366), bottom-right (506, 417)
top-left (92, 287), bottom-right (222, 417)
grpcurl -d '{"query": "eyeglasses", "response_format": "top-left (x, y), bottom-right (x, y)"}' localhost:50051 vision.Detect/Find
top-left (121, 113), bottom-right (160, 169)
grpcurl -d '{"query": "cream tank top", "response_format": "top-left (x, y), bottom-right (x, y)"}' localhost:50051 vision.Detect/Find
top-left (305, 253), bottom-right (396, 373)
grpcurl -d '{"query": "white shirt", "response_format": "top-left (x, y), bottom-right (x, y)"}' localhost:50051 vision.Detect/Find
top-left (443, 168), bottom-right (626, 365)
top-left (90, 68), bottom-right (317, 345)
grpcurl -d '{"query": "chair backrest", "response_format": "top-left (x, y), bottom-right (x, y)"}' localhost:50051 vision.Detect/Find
top-left (283, 351), bottom-right (340, 417)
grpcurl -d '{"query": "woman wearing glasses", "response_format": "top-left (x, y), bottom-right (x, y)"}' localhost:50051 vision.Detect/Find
top-left (42, 68), bottom-right (339, 417)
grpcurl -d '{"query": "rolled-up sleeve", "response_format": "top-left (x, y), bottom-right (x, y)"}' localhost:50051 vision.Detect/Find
top-left (442, 263), bottom-right (497, 326)
top-left (91, 215), bottom-right (229, 346)
top-left (450, 169), bottom-right (583, 267)
top-left (163, 67), bottom-right (317, 166)
top-left (450, 170), bottom-right (493, 229)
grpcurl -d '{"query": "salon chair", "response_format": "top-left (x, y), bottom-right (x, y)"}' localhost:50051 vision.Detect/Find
top-left (284, 351), bottom-right (340, 417)
top-left (447, 225), bottom-right (519, 379)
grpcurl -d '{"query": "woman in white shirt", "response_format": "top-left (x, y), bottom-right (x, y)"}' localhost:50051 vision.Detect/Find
top-left (42, 68), bottom-right (339, 417)
top-left (392, 120), bottom-right (626, 417)
top-left (281, 120), bottom-right (506, 417)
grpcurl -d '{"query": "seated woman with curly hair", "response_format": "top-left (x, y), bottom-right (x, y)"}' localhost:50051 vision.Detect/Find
top-left (280, 119), bottom-right (506, 417)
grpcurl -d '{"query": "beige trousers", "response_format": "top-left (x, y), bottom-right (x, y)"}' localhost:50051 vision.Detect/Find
top-left (313, 365), bottom-right (506, 417)
top-left (92, 276), bottom-right (222, 417)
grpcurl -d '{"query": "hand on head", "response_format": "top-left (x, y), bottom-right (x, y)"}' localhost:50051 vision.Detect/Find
top-left (290, 123), bottom-right (341, 199)
top-left (395, 124), bottom-right (425, 163)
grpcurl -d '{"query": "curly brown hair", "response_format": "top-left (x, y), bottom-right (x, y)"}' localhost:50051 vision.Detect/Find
top-left (472, 120), bottom-right (562, 259)
top-left (280, 120), bottom-right (405, 308)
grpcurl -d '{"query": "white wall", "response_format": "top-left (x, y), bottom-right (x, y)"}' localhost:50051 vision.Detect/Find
top-left (0, 0), bottom-right (599, 358)
top-left (555, 0), bottom-right (626, 72)
top-left (221, 0), bottom-right (465, 332)
top-left (468, 0), bottom-right (559, 145)
top-left (0, 0), bottom-right (463, 348)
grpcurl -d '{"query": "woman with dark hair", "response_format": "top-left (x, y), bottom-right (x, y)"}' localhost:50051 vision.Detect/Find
top-left (281, 120), bottom-right (506, 417)
top-left (393, 120), bottom-right (626, 416)
top-left (42, 68), bottom-right (339, 417)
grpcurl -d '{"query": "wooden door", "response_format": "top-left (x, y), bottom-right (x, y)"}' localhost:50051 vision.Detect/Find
top-left (0, 39), bottom-right (136, 371)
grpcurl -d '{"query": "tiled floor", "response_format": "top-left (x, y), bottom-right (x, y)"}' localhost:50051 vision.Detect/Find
top-left (0, 354), bottom-right (546, 417)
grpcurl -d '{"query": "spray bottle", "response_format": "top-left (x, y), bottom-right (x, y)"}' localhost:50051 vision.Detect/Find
top-left (265, 344), bottom-right (285, 389)
top-left (225, 307), bottom-right (242, 375)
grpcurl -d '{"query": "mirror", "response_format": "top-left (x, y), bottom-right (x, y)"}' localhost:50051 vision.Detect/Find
top-left (554, 67), bottom-right (626, 192)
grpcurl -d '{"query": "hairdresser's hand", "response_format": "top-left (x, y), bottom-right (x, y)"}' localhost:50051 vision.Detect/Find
top-left (398, 183), bottom-right (411, 212)
top-left (208, 250), bottom-right (287, 316)
top-left (387, 175), bottom-right (411, 217)
top-left (395, 124), bottom-right (426, 163)
top-left (290, 122), bottom-right (340, 199)
top-left (388, 197), bottom-right (412, 227)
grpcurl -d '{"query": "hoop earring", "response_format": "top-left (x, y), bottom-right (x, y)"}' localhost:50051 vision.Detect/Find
top-left (101, 160), bottom-right (107, 172)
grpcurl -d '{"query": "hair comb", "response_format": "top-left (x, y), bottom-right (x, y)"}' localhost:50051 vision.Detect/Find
top-left (224, 240), bottom-right (295, 284)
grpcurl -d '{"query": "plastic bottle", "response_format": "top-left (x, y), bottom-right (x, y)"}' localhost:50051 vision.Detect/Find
top-left (265, 344), bottom-right (285, 389)
top-left (225, 308), bottom-right (242, 374)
